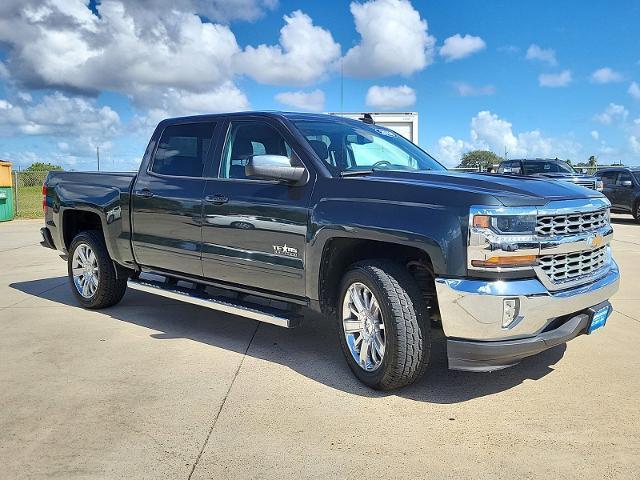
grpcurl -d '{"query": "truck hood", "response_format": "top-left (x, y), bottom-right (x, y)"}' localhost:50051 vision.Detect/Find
top-left (359, 170), bottom-right (604, 207)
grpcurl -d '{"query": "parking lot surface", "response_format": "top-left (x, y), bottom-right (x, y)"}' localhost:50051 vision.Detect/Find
top-left (1, 217), bottom-right (639, 479)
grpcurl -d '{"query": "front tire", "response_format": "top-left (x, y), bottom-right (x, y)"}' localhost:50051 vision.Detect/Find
top-left (337, 260), bottom-right (430, 390)
top-left (68, 230), bottom-right (128, 309)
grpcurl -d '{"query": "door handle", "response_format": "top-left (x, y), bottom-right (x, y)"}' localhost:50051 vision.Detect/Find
top-left (205, 194), bottom-right (229, 205)
top-left (135, 188), bottom-right (154, 198)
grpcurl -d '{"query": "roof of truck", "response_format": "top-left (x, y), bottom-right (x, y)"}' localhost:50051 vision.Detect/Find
top-left (159, 111), bottom-right (368, 126)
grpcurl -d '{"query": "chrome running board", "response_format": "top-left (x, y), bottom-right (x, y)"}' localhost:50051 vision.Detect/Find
top-left (127, 277), bottom-right (300, 328)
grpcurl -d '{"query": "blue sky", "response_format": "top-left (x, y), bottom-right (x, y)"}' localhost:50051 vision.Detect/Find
top-left (1, 0), bottom-right (639, 170)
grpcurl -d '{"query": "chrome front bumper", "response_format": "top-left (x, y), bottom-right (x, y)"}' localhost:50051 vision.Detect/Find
top-left (435, 260), bottom-right (619, 342)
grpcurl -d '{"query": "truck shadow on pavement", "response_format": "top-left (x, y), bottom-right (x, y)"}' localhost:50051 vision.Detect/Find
top-left (11, 277), bottom-right (566, 404)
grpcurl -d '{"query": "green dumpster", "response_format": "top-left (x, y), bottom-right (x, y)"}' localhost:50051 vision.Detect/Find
top-left (0, 187), bottom-right (14, 222)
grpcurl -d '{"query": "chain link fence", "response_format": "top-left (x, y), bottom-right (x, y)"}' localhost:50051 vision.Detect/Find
top-left (12, 170), bottom-right (49, 218)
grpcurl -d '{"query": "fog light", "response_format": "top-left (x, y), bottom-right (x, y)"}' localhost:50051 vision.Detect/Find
top-left (502, 298), bottom-right (520, 328)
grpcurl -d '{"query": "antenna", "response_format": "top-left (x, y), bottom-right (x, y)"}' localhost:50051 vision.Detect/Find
top-left (340, 58), bottom-right (344, 114)
top-left (97, 145), bottom-right (100, 171)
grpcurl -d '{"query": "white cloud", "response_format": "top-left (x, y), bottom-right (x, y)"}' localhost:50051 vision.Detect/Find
top-left (591, 130), bottom-right (600, 140)
top-left (593, 103), bottom-right (628, 125)
top-left (538, 70), bottom-right (572, 87)
top-left (0, 1), bottom-right (341, 119)
top-left (453, 82), bottom-right (495, 96)
top-left (365, 85), bottom-right (416, 109)
top-left (275, 89), bottom-right (325, 112)
top-left (435, 110), bottom-right (582, 167)
top-left (525, 44), bottom-right (557, 66)
top-left (342, 0), bottom-right (436, 77)
top-left (0, 92), bottom-right (120, 137)
top-left (439, 34), bottom-right (486, 62)
top-left (236, 11), bottom-right (340, 86)
top-left (628, 81), bottom-right (640, 100)
top-left (0, 92), bottom-right (122, 169)
top-left (590, 67), bottom-right (624, 84)
top-left (437, 136), bottom-right (469, 167)
top-left (630, 136), bottom-right (640, 154)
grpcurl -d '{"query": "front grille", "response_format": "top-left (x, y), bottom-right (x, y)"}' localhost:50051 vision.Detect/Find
top-left (570, 179), bottom-right (597, 189)
top-left (538, 246), bottom-right (608, 285)
top-left (536, 209), bottom-right (608, 236)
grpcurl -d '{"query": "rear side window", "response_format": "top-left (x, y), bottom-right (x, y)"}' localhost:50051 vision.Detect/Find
top-left (151, 123), bottom-right (216, 177)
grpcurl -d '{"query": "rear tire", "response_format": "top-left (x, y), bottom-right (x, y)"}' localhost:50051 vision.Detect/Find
top-left (68, 230), bottom-right (128, 309)
top-left (633, 201), bottom-right (640, 224)
top-left (337, 260), bottom-right (430, 390)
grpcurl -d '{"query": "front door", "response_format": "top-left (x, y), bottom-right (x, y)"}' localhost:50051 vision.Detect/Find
top-left (201, 118), bottom-right (315, 297)
top-left (614, 171), bottom-right (635, 212)
top-left (131, 121), bottom-right (218, 276)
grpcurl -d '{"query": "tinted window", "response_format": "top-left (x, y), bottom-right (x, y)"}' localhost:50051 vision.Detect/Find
top-left (151, 123), bottom-right (216, 177)
top-left (616, 172), bottom-right (633, 185)
top-left (598, 171), bottom-right (618, 186)
top-left (221, 121), bottom-right (294, 179)
top-left (523, 161), bottom-right (574, 174)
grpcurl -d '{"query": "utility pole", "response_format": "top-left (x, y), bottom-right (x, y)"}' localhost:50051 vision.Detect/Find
top-left (96, 146), bottom-right (100, 171)
top-left (504, 146), bottom-right (508, 160)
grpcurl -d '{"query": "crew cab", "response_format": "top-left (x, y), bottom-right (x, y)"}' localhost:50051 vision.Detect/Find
top-left (595, 167), bottom-right (640, 223)
top-left (497, 158), bottom-right (603, 191)
top-left (40, 112), bottom-right (620, 390)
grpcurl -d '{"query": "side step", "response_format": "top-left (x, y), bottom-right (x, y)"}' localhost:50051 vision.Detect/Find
top-left (127, 277), bottom-right (301, 328)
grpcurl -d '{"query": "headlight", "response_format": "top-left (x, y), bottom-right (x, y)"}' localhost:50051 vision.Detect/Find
top-left (473, 214), bottom-right (536, 235)
top-left (469, 207), bottom-right (539, 271)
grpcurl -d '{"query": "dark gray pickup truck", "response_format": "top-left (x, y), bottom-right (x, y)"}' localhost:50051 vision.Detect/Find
top-left (41, 112), bottom-right (620, 389)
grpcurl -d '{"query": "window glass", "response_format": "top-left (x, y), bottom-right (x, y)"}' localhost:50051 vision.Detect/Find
top-left (616, 172), bottom-right (633, 185)
top-left (151, 123), bottom-right (215, 177)
top-left (522, 161), bottom-right (574, 174)
top-left (294, 120), bottom-right (444, 174)
top-left (599, 172), bottom-right (618, 186)
top-left (221, 121), bottom-right (294, 179)
top-left (509, 162), bottom-right (522, 174)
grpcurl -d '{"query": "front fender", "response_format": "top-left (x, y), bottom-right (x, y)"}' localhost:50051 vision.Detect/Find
top-left (305, 198), bottom-right (467, 301)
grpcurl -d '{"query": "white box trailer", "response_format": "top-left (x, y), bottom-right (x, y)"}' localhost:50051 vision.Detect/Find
top-left (327, 112), bottom-right (419, 144)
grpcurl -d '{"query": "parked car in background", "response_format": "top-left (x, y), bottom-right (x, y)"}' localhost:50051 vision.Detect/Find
top-left (596, 167), bottom-right (640, 222)
top-left (497, 158), bottom-right (603, 191)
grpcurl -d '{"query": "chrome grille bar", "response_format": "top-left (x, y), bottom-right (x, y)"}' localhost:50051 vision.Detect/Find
top-left (538, 246), bottom-right (608, 285)
top-left (536, 209), bottom-right (608, 236)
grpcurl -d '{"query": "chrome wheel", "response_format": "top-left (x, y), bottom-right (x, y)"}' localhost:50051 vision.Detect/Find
top-left (72, 243), bottom-right (99, 298)
top-left (342, 282), bottom-right (386, 372)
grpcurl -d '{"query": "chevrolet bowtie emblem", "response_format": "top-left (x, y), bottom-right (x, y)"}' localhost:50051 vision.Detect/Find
top-left (587, 234), bottom-right (603, 248)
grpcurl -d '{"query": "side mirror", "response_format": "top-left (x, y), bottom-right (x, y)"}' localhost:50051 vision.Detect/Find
top-left (245, 155), bottom-right (308, 185)
top-left (621, 180), bottom-right (633, 188)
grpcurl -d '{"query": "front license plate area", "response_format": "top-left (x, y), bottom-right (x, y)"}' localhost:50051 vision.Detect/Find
top-left (588, 304), bottom-right (610, 334)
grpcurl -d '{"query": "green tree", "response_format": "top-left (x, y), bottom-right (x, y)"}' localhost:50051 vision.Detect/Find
top-left (457, 150), bottom-right (503, 170)
top-left (587, 155), bottom-right (597, 167)
top-left (26, 162), bottom-right (63, 171)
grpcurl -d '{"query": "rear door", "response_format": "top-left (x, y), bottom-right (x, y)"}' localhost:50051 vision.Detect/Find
top-left (131, 121), bottom-right (218, 276)
top-left (200, 117), bottom-right (315, 298)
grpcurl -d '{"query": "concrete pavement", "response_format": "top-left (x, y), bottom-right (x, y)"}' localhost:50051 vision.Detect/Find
top-left (1, 217), bottom-right (639, 479)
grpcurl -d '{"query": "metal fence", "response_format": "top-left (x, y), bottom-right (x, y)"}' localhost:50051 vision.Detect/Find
top-left (12, 170), bottom-right (49, 218)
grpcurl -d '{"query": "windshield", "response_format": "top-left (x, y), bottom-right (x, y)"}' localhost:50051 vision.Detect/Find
top-left (523, 161), bottom-right (576, 174)
top-left (294, 120), bottom-right (445, 174)
top-left (633, 171), bottom-right (640, 183)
